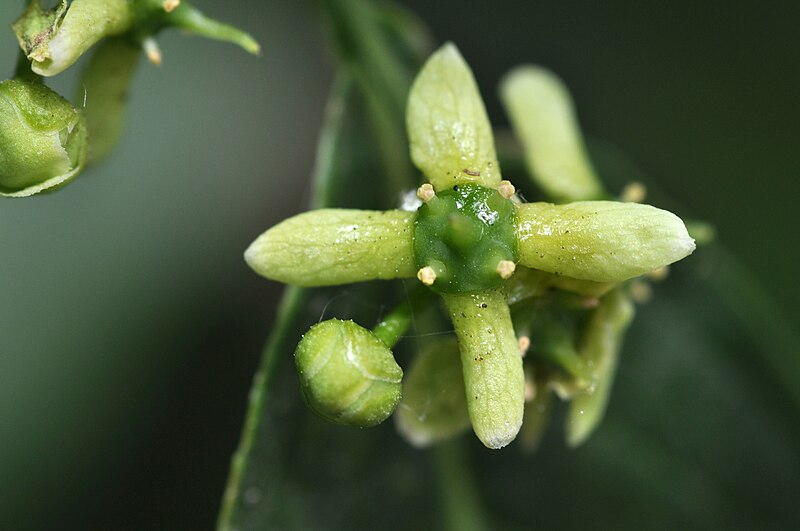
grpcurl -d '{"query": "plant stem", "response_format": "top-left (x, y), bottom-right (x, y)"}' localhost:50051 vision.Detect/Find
top-left (217, 285), bottom-right (308, 529)
top-left (434, 439), bottom-right (490, 531)
top-left (371, 286), bottom-right (432, 347)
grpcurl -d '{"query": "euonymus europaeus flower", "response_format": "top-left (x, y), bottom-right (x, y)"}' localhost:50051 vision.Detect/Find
top-left (246, 43), bottom-right (695, 449)
top-left (0, 79), bottom-right (87, 197)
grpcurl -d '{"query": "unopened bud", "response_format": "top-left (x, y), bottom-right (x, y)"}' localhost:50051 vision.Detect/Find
top-left (294, 319), bottom-right (403, 427)
top-left (1, 80), bottom-right (87, 197)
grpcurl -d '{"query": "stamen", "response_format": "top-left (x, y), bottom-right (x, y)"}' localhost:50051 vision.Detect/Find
top-left (580, 296), bottom-right (600, 309)
top-left (524, 379), bottom-right (536, 402)
top-left (416, 183), bottom-right (435, 202)
top-left (648, 265), bottom-right (670, 282)
top-left (143, 38), bottom-right (163, 66)
top-left (621, 181), bottom-right (647, 203)
top-left (518, 335), bottom-right (531, 357)
top-left (417, 266), bottom-right (437, 286)
top-left (629, 279), bottom-right (652, 304)
top-left (496, 260), bottom-right (516, 279)
top-left (163, 0), bottom-right (181, 12)
top-left (497, 180), bottom-right (516, 199)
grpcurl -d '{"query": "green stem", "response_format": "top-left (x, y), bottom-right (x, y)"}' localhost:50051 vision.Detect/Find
top-left (163, 2), bottom-right (260, 54)
top-left (371, 286), bottom-right (432, 347)
top-left (434, 439), bottom-right (490, 531)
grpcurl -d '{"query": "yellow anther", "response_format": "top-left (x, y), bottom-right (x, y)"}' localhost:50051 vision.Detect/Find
top-left (163, 0), bottom-right (181, 12)
top-left (143, 38), bottom-right (162, 66)
top-left (524, 379), bottom-right (536, 402)
top-left (497, 180), bottom-right (516, 199)
top-left (648, 265), bottom-right (670, 282)
top-left (417, 266), bottom-right (437, 286)
top-left (629, 279), bottom-right (652, 304)
top-left (621, 181), bottom-right (647, 203)
top-left (416, 183), bottom-right (435, 202)
top-left (518, 335), bottom-right (531, 357)
top-left (496, 260), bottom-right (516, 279)
top-left (580, 296), bottom-right (600, 309)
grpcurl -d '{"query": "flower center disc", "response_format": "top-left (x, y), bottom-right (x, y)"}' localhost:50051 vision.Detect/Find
top-left (413, 184), bottom-right (518, 293)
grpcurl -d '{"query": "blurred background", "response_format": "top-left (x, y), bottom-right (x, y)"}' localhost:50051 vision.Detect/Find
top-left (1, 1), bottom-right (798, 529)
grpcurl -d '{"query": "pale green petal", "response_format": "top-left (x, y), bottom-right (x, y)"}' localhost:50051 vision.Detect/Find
top-left (516, 201), bottom-right (695, 282)
top-left (395, 337), bottom-right (471, 448)
top-left (500, 65), bottom-right (603, 202)
top-left (443, 288), bottom-right (524, 449)
top-left (566, 289), bottom-right (634, 447)
top-left (407, 43), bottom-right (500, 191)
top-left (245, 209), bottom-right (417, 287)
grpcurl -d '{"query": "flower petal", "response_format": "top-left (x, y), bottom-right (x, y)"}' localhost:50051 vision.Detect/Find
top-left (443, 288), bottom-right (525, 449)
top-left (500, 65), bottom-right (603, 202)
top-left (516, 201), bottom-right (695, 282)
top-left (245, 209), bottom-right (417, 287)
top-left (407, 43), bottom-right (500, 191)
top-left (566, 289), bottom-right (634, 447)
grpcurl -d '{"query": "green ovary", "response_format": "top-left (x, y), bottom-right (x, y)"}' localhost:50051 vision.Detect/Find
top-left (413, 183), bottom-right (518, 294)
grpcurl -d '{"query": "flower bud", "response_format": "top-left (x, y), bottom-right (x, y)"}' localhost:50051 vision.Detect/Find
top-left (395, 338), bottom-right (470, 447)
top-left (0, 80), bottom-right (88, 197)
top-left (566, 289), bottom-right (634, 447)
top-left (13, 0), bottom-right (132, 77)
top-left (295, 319), bottom-right (403, 427)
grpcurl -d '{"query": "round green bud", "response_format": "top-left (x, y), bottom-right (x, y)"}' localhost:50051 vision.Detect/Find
top-left (413, 183), bottom-right (518, 293)
top-left (0, 80), bottom-right (88, 197)
top-left (294, 319), bottom-right (403, 427)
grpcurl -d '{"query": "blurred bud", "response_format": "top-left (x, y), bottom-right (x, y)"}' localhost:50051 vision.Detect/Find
top-left (395, 338), bottom-right (471, 448)
top-left (500, 65), bottom-right (604, 202)
top-left (294, 319), bottom-right (403, 427)
top-left (13, 0), bottom-right (133, 77)
top-left (79, 37), bottom-right (141, 162)
top-left (0, 80), bottom-right (88, 197)
top-left (566, 289), bottom-right (635, 447)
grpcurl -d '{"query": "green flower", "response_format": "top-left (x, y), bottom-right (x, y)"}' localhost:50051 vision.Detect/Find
top-left (245, 43), bottom-right (695, 449)
top-left (0, 79), bottom-right (88, 197)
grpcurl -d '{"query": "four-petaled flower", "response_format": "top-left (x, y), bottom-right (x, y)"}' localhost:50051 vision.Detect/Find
top-left (245, 43), bottom-right (694, 449)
